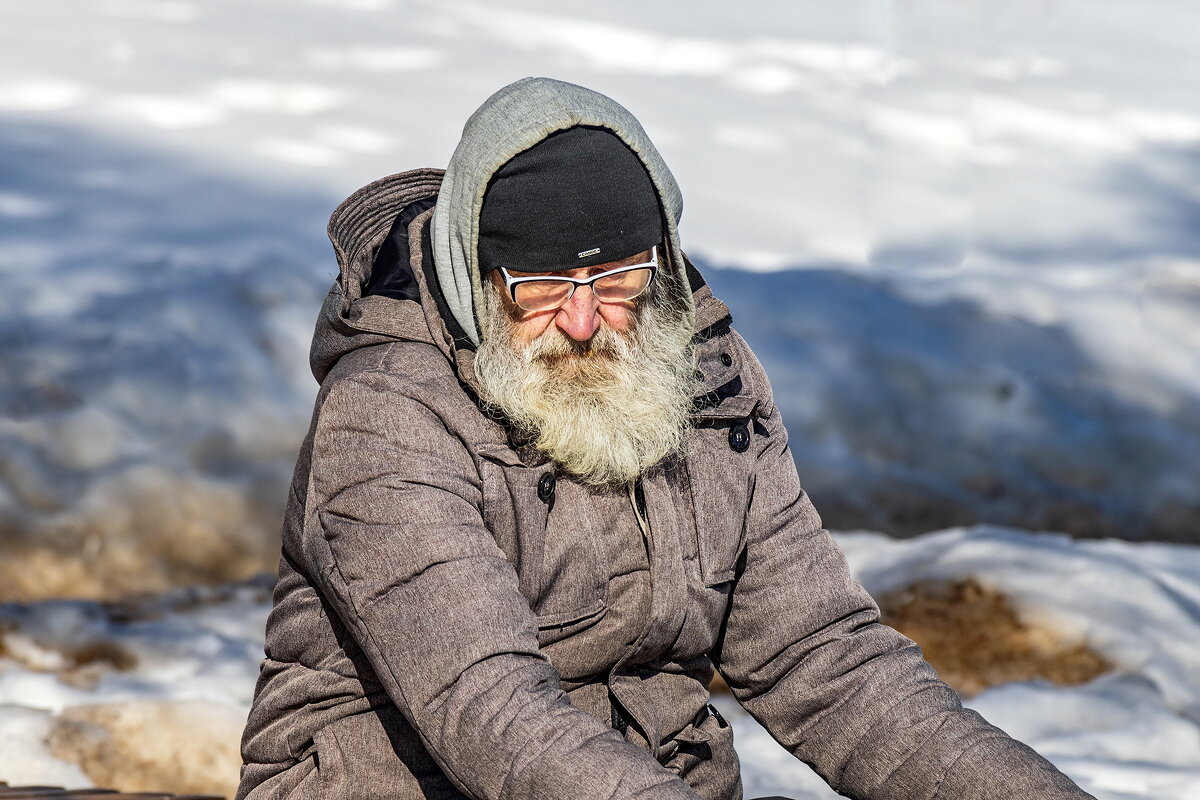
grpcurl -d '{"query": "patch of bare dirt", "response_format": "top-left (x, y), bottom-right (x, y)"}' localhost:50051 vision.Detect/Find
top-left (879, 577), bottom-right (1111, 697)
top-left (0, 618), bottom-right (138, 690)
top-left (47, 700), bottom-right (244, 800)
top-left (0, 476), bottom-right (279, 602)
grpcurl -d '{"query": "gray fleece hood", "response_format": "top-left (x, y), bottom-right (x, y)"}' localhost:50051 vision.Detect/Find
top-left (430, 77), bottom-right (692, 346)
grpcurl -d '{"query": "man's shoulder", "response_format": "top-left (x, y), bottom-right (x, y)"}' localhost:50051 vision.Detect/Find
top-left (726, 326), bottom-right (774, 411)
top-left (690, 306), bottom-right (776, 419)
top-left (310, 340), bottom-right (504, 463)
top-left (318, 340), bottom-right (473, 411)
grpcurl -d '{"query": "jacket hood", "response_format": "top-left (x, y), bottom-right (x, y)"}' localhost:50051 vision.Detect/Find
top-left (311, 168), bottom-right (451, 384)
top-left (430, 76), bottom-right (692, 346)
top-left (312, 81), bottom-right (733, 396)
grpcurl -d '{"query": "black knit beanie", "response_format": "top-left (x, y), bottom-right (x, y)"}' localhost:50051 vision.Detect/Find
top-left (477, 125), bottom-right (663, 274)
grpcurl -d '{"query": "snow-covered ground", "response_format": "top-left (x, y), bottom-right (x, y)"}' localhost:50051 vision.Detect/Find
top-left (1, 527), bottom-right (1198, 799)
top-left (2, 1), bottom-right (1199, 582)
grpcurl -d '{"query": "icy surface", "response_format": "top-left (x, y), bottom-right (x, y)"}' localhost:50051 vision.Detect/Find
top-left (1, 528), bottom-right (1199, 798)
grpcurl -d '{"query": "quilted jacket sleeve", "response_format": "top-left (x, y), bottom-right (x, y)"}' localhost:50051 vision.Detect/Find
top-left (300, 368), bottom-right (702, 800)
top-left (711, 344), bottom-right (1096, 800)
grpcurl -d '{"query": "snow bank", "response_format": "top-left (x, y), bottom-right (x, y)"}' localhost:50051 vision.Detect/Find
top-left (0, 705), bottom-right (92, 788)
top-left (726, 529), bottom-right (1200, 800)
top-left (0, 577), bottom-right (271, 793)
top-left (1, 528), bottom-right (1198, 799)
top-left (704, 265), bottom-right (1200, 538)
top-left (838, 527), bottom-right (1200, 718)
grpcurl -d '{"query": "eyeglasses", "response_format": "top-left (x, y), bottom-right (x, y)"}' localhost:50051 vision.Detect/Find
top-left (498, 246), bottom-right (658, 312)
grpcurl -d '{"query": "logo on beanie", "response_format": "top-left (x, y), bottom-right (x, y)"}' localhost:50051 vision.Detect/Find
top-left (578, 247), bottom-right (601, 258)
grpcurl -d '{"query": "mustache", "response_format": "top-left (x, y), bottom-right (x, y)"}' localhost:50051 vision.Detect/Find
top-left (521, 319), bottom-right (633, 364)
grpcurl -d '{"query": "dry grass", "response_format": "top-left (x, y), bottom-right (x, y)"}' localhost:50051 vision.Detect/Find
top-left (47, 700), bottom-right (244, 799)
top-left (709, 577), bottom-right (1110, 698)
top-left (0, 475), bottom-right (279, 602)
top-left (0, 619), bottom-right (138, 690)
top-left (879, 577), bottom-right (1110, 697)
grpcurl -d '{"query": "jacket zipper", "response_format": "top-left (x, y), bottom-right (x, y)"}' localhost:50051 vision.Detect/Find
top-left (611, 477), bottom-right (655, 751)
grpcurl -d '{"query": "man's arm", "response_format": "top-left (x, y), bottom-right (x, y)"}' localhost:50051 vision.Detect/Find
top-left (301, 367), bottom-right (701, 800)
top-left (711, 339), bottom-right (1095, 800)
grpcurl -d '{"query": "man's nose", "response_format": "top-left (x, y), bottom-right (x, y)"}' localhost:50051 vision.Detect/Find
top-left (555, 285), bottom-right (601, 342)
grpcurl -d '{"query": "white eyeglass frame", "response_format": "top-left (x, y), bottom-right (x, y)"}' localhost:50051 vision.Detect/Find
top-left (497, 245), bottom-right (659, 311)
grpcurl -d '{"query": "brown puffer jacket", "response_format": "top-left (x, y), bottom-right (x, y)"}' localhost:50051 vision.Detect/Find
top-left (234, 164), bottom-right (1094, 800)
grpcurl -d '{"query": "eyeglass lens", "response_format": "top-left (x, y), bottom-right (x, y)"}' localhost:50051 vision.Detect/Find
top-left (514, 268), bottom-right (654, 311)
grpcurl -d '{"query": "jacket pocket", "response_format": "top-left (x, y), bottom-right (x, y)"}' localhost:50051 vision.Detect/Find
top-left (478, 456), bottom-right (547, 607)
top-left (312, 724), bottom-right (350, 800)
top-left (477, 450), bottom-right (607, 634)
top-left (685, 420), bottom-right (753, 587)
top-left (660, 703), bottom-right (739, 798)
top-left (315, 708), bottom-right (464, 800)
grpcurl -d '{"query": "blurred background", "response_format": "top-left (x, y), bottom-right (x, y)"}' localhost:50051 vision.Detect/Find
top-left (1, 2), bottom-right (1198, 798)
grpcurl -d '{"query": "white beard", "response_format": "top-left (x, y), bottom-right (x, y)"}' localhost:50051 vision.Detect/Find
top-left (474, 282), bottom-right (698, 486)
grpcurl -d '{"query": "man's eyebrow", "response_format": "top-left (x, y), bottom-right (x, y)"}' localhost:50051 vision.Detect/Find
top-left (511, 269), bottom-right (570, 278)
top-left (516, 259), bottom-right (646, 278)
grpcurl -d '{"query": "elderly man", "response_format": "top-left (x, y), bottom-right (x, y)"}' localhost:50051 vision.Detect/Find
top-left (236, 78), bottom-right (1094, 800)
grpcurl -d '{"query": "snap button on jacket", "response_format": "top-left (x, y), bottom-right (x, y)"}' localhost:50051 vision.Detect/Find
top-left (727, 422), bottom-right (750, 454)
top-left (536, 471), bottom-right (556, 504)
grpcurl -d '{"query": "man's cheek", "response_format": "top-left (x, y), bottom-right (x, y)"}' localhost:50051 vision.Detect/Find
top-left (598, 304), bottom-right (635, 332)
